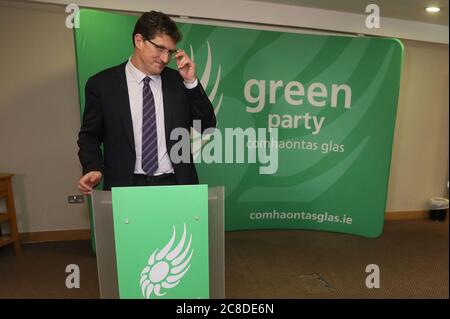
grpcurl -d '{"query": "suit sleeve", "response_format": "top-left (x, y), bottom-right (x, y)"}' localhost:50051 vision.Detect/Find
top-left (77, 77), bottom-right (104, 175)
top-left (185, 82), bottom-right (217, 133)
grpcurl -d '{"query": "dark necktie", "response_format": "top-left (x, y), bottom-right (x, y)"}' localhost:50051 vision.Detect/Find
top-left (141, 76), bottom-right (158, 175)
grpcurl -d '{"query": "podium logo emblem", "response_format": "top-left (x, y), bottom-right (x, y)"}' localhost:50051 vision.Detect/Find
top-left (139, 223), bottom-right (193, 299)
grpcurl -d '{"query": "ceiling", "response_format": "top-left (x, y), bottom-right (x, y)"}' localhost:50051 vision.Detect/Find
top-left (247, 0), bottom-right (449, 25)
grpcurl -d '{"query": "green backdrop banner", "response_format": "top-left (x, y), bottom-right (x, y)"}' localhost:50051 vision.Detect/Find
top-left (74, 9), bottom-right (403, 238)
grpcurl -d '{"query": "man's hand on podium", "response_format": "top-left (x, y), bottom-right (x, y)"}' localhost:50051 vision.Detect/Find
top-left (78, 171), bottom-right (102, 195)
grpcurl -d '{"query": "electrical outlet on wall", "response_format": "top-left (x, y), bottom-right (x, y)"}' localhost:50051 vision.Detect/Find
top-left (68, 195), bottom-right (84, 204)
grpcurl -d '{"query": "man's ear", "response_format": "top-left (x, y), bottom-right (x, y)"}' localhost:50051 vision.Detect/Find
top-left (134, 34), bottom-right (144, 49)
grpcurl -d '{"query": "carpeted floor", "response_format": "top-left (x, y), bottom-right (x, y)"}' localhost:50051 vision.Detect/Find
top-left (0, 219), bottom-right (448, 299)
top-left (225, 219), bottom-right (449, 299)
top-left (0, 239), bottom-right (99, 299)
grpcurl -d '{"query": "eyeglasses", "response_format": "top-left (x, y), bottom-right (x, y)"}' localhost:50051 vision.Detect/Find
top-left (145, 38), bottom-right (177, 60)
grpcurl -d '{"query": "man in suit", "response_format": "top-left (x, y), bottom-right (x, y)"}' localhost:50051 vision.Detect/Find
top-left (78, 11), bottom-right (216, 195)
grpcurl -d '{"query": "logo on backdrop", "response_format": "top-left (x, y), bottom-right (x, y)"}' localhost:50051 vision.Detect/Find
top-left (173, 41), bottom-right (279, 174)
top-left (189, 41), bottom-right (223, 160)
top-left (139, 223), bottom-right (193, 299)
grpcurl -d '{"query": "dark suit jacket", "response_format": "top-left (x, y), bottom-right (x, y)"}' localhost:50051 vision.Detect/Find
top-left (77, 61), bottom-right (216, 190)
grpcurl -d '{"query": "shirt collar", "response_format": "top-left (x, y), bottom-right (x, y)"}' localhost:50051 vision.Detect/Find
top-left (126, 57), bottom-right (161, 84)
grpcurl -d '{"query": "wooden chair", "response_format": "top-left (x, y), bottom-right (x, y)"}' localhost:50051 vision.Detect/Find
top-left (0, 173), bottom-right (21, 255)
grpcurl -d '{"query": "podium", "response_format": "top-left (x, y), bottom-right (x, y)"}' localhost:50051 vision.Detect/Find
top-left (91, 185), bottom-right (224, 299)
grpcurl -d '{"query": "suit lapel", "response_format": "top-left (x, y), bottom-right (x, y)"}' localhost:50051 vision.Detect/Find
top-left (161, 69), bottom-right (174, 145)
top-left (114, 62), bottom-right (135, 152)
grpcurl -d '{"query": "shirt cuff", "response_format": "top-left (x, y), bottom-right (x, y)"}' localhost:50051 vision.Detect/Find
top-left (184, 78), bottom-right (198, 89)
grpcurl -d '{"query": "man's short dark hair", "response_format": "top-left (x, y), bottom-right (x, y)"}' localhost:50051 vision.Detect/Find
top-left (132, 11), bottom-right (182, 46)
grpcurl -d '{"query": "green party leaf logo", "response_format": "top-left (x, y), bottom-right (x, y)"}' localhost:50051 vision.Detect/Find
top-left (139, 223), bottom-right (193, 299)
top-left (190, 41), bottom-right (223, 159)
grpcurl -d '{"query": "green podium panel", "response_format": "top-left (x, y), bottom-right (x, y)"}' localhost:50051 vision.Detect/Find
top-left (111, 185), bottom-right (209, 299)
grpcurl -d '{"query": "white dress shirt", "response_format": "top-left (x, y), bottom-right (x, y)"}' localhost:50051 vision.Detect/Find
top-left (125, 58), bottom-right (198, 175)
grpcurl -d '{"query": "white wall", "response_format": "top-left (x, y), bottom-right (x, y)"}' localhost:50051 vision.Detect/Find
top-left (30, 0), bottom-right (448, 43)
top-left (387, 39), bottom-right (449, 211)
top-left (0, 1), bottom-right (90, 233)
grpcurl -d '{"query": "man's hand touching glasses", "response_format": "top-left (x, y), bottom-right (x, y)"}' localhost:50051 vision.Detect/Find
top-left (175, 49), bottom-right (196, 84)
